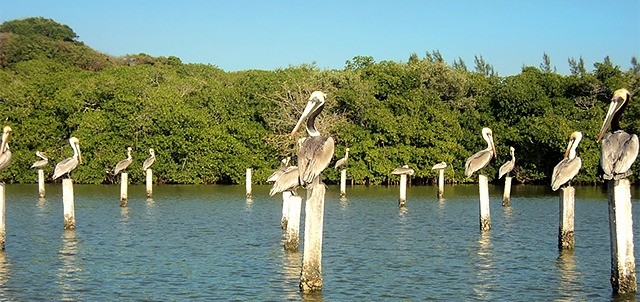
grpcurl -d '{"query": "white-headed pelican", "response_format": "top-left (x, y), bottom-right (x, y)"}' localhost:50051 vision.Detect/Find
top-left (0, 126), bottom-right (12, 172)
top-left (31, 151), bottom-right (48, 168)
top-left (334, 148), bottom-right (349, 170)
top-left (113, 147), bottom-right (133, 175)
top-left (465, 127), bottom-right (497, 177)
top-left (551, 131), bottom-right (582, 191)
top-left (52, 137), bottom-right (81, 180)
top-left (392, 165), bottom-right (415, 176)
top-left (142, 148), bottom-right (155, 171)
top-left (498, 147), bottom-right (515, 179)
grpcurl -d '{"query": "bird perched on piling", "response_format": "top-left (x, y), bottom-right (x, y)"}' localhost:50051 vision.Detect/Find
top-left (334, 148), bottom-right (349, 170)
top-left (142, 148), bottom-right (156, 171)
top-left (0, 126), bottom-right (12, 173)
top-left (113, 147), bottom-right (133, 175)
top-left (431, 162), bottom-right (447, 170)
top-left (465, 127), bottom-right (497, 177)
top-left (267, 157), bottom-right (291, 183)
top-left (498, 147), bottom-right (515, 179)
top-left (597, 88), bottom-right (639, 180)
top-left (392, 165), bottom-right (415, 176)
top-left (52, 137), bottom-right (82, 180)
top-left (31, 151), bottom-right (48, 168)
top-left (551, 132), bottom-right (582, 191)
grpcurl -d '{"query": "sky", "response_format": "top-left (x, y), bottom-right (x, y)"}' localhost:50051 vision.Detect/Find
top-left (0, 0), bottom-right (639, 75)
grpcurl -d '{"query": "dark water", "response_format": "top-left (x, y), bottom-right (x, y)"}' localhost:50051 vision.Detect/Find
top-left (1, 183), bottom-right (640, 301)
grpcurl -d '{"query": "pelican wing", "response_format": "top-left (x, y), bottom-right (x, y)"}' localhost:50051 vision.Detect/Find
top-left (142, 156), bottom-right (155, 171)
top-left (114, 158), bottom-right (132, 175)
top-left (600, 131), bottom-right (639, 180)
top-left (391, 167), bottom-right (414, 175)
top-left (52, 157), bottom-right (78, 180)
top-left (298, 136), bottom-right (335, 186)
top-left (498, 160), bottom-right (515, 179)
top-left (334, 157), bottom-right (347, 170)
top-left (431, 162), bottom-right (447, 170)
top-left (270, 166), bottom-right (299, 196)
top-left (0, 150), bottom-right (12, 171)
top-left (551, 157), bottom-right (582, 191)
top-left (31, 159), bottom-right (48, 168)
top-left (465, 149), bottom-right (493, 177)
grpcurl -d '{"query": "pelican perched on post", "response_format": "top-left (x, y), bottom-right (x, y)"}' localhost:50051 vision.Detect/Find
top-left (31, 151), bottom-right (48, 168)
top-left (142, 148), bottom-right (155, 171)
top-left (269, 165), bottom-right (300, 196)
top-left (551, 132), bottom-right (582, 191)
top-left (597, 88), bottom-right (639, 180)
top-left (465, 128), bottom-right (497, 177)
top-left (392, 165), bottom-right (415, 176)
top-left (498, 147), bottom-right (516, 179)
top-left (0, 126), bottom-right (12, 172)
top-left (52, 137), bottom-right (82, 180)
top-left (267, 157), bottom-right (290, 183)
top-left (431, 162), bottom-right (447, 170)
top-left (334, 148), bottom-right (349, 170)
top-left (113, 147), bottom-right (133, 175)
top-left (290, 91), bottom-right (335, 187)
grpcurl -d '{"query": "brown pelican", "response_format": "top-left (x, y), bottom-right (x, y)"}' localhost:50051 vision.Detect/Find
top-left (0, 126), bottom-right (12, 172)
top-left (551, 131), bottom-right (582, 191)
top-left (31, 151), bottom-right (49, 168)
top-left (290, 91), bottom-right (335, 186)
top-left (597, 88), bottom-right (639, 180)
top-left (267, 157), bottom-right (290, 183)
top-left (113, 147), bottom-right (133, 175)
top-left (52, 137), bottom-right (82, 180)
top-left (431, 162), bottom-right (447, 170)
top-left (142, 148), bottom-right (155, 171)
top-left (465, 127), bottom-right (497, 177)
top-left (392, 165), bottom-right (415, 176)
top-left (334, 148), bottom-right (349, 169)
top-left (498, 147), bottom-right (515, 179)
top-left (269, 165), bottom-right (300, 196)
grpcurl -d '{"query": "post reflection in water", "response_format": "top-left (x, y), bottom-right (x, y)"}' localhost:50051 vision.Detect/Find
top-left (145, 197), bottom-right (155, 206)
top-left (57, 230), bottom-right (82, 300)
top-left (0, 251), bottom-right (11, 292)
top-left (280, 251), bottom-right (302, 300)
top-left (473, 232), bottom-right (495, 300)
top-left (555, 250), bottom-right (583, 301)
top-left (244, 197), bottom-right (253, 212)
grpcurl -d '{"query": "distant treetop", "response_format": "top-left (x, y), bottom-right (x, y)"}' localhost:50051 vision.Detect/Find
top-left (0, 17), bottom-right (78, 41)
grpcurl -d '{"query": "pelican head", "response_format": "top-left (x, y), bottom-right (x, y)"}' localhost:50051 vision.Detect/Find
top-left (1, 126), bottom-right (12, 153)
top-left (597, 88), bottom-right (630, 142)
top-left (290, 91), bottom-right (327, 138)
top-left (482, 127), bottom-right (497, 157)
top-left (127, 147), bottom-right (133, 156)
top-left (69, 137), bottom-right (82, 164)
top-left (564, 131), bottom-right (582, 159)
top-left (509, 146), bottom-right (515, 156)
top-left (149, 148), bottom-right (155, 156)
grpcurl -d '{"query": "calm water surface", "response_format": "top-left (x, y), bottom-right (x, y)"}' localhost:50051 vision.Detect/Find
top-left (1, 183), bottom-right (640, 301)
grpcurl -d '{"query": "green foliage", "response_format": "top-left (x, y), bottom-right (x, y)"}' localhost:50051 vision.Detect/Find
top-left (0, 17), bottom-right (638, 186)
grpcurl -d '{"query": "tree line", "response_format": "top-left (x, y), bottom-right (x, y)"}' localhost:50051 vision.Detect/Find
top-left (1, 17), bottom-right (639, 186)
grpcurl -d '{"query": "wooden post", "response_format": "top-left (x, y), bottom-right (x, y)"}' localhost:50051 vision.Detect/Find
top-left (0, 184), bottom-right (5, 250)
top-left (120, 173), bottom-right (128, 207)
top-left (437, 169), bottom-right (445, 199)
top-left (38, 169), bottom-right (45, 198)
top-left (281, 191), bottom-right (291, 230)
top-left (146, 169), bottom-right (153, 198)
top-left (340, 169), bottom-right (347, 197)
top-left (608, 179), bottom-right (637, 294)
top-left (502, 176), bottom-right (512, 206)
top-left (62, 179), bottom-right (75, 230)
top-left (479, 174), bottom-right (491, 231)
top-left (300, 179), bottom-right (325, 292)
top-left (399, 174), bottom-right (407, 207)
top-left (558, 186), bottom-right (575, 250)
top-left (245, 168), bottom-right (252, 198)
top-left (284, 194), bottom-right (302, 251)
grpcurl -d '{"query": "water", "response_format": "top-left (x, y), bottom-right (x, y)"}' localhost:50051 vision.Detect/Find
top-left (1, 183), bottom-right (639, 301)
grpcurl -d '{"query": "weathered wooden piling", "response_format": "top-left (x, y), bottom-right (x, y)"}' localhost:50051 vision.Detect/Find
top-left (120, 173), bottom-right (128, 207)
top-left (37, 169), bottom-right (45, 198)
top-left (62, 179), bottom-right (75, 230)
top-left (0, 183), bottom-right (5, 250)
top-left (284, 194), bottom-right (302, 251)
top-left (340, 169), bottom-right (347, 197)
top-left (558, 186), bottom-right (575, 250)
top-left (437, 169), bottom-right (445, 199)
top-left (399, 174), bottom-right (407, 207)
top-left (146, 169), bottom-right (153, 198)
top-left (502, 176), bottom-right (512, 206)
top-left (300, 180), bottom-right (325, 292)
top-left (478, 174), bottom-right (491, 231)
top-left (281, 191), bottom-right (292, 229)
top-left (607, 179), bottom-right (637, 294)
top-left (245, 168), bottom-right (252, 198)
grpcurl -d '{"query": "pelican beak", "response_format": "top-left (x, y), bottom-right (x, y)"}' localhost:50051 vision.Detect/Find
top-left (77, 143), bottom-right (83, 164)
top-left (490, 136), bottom-right (497, 157)
top-left (290, 100), bottom-right (316, 138)
top-left (564, 138), bottom-right (573, 158)
top-left (597, 96), bottom-right (623, 142)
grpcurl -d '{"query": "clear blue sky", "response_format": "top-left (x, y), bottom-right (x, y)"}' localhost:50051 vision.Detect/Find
top-left (1, 0), bottom-right (639, 75)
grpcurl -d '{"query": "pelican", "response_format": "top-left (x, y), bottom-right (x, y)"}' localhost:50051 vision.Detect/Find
top-left (498, 147), bottom-right (516, 179)
top-left (0, 126), bottom-right (12, 172)
top-left (551, 131), bottom-right (582, 191)
top-left (290, 91), bottom-right (335, 187)
top-left (31, 151), bottom-right (49, 168)
top-left (465, 127), bottom-right (497, 177)
top-left (597, 88), bottom-right (639, 180)
top-left (52, 137), bottom-right (82, 180)
top-left (334, 148), bottom-right (350, 170)
top-left (431, 162), bottom-right (447, 170)
top-left (113, 147), bottom-right (133, 175)
top-left (269, 165), bottom-right (300, 196)
top-left (267, 157), bottom-right (290, 183)
top-left (142, 148), bottom-right (155, 171)
top-left (392, 165), bottom-right (415, 176)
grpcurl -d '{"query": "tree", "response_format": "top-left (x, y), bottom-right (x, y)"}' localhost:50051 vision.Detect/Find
top-left (0, 17), bottom-right (78, 41)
